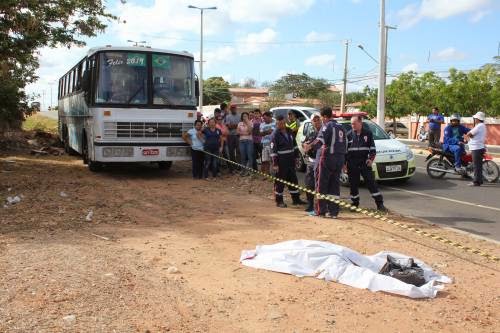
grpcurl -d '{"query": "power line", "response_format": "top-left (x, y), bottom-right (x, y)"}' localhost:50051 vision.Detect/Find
top-left (140, 34), bottom-right (346, 45)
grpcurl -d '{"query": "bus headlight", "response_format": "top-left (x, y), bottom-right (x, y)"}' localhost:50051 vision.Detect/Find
top-left (167, 147), bottom-right (189, 156)
top-left (102, 147), bottom-right (134, 157)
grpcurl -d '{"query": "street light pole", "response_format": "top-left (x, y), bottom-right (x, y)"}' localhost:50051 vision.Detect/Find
top-left (340, 40), bottom-right (349, 113)
top-left (376, 0), bottom-right (386, 128)
top-left (188, 5), bottom-right (217, 110)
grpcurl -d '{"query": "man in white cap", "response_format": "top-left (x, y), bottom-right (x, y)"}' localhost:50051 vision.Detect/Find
top-left (464, 111), bottom-right (486, 186)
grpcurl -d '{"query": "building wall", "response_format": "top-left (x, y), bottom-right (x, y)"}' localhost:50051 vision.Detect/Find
top-left (409, 116), bottom-right (500, 145)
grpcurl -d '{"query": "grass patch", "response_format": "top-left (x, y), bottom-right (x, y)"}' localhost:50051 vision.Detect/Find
top-left (22, 113), bottom-right (58, 134)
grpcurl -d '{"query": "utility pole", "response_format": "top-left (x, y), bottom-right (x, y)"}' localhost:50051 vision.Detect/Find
top-left (376, 0), bottom-right (386, 128)
top-left (188, 5), bottom-right (217, 110)
top-left (340, 40), bottom-right (349, 113)
top-left (48, 81), bottom-right (54, 110)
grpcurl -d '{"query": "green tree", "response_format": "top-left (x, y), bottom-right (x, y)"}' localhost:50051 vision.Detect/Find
top-left (270, 73), bottom-right (329, 98)
top-left (317, 91), bottom-right (341, 107)
top-left (346, 91), bottom-right (367, 104)
top-left (203, 77), bottom-right (231, 105)
top-left (446, 66), bottom-right (498, 116)
top-left (0, 0), bottom-right (115, 131)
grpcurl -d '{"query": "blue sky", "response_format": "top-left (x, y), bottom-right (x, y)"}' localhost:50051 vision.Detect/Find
top-left (29, 0), bottom-right (500, 106)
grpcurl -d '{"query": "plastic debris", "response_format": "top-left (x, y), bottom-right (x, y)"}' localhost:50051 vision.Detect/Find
top-left (85, 210), bottom-right (94, 222)
top-left (6, 196), bottom-right (21, 205)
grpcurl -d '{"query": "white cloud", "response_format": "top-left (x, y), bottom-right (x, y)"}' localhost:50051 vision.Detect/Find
top-left (304, 31), bottom-right (335, 43)
top-left (305, 54), bottom-right (336, 67)
top-left (433, 47), bottom-right (466, 61)
top-left (226, 0), bottom-right (315, 23)
top-left (469, 10), bottom-right (490, 23)
top-left (237, 28), bottom-right (277, 55)
top-left (402, 63), bottom-right (419, 72)
top-left (397, 0), bottom-right (492, 28)
top-left (195, 46), bottom-right (237, 70)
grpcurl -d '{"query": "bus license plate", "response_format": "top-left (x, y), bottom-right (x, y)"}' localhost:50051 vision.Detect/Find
top-left (386, 165), bottom-right (402, 173)
top-left (142, 148), bottom-right (159, 156)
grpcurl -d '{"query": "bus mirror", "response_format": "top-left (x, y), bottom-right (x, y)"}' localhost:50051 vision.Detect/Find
top-left (195, 78), bottom-right (200, 98)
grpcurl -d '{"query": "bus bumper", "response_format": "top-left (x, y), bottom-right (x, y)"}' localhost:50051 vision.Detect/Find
top-left (93, 143), bottom-right (191, 162)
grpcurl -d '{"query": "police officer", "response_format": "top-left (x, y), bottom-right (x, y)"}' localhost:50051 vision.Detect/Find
top-left (346, 115), bottom-right (386, 211)
top-left (271, 115), bottom-right (306, 208)
top-left (313, 107), bottom-right (347, 218)
top-left (301, 112), bottom-right (322, 213)
top-left (286, 111), bottom-right (300, 138)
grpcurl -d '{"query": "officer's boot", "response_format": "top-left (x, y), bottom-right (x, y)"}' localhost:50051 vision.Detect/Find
top-left (375, 198), bottom-right (387, 212)
top-left (304, 193), bottom-right (314, 212)
top-left (351, 199), bottom-right (360, 208)
top-left (276, 195), bottom-right (287, 208)
top-left (291, 193), bottom-right (307, 206)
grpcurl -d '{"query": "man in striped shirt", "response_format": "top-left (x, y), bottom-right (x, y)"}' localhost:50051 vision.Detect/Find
top-left (346, 116), bottom-right (386, 211)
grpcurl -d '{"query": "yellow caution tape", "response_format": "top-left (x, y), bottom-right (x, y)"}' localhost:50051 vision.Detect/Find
top-left (203, 150), bottom-right (499, 262)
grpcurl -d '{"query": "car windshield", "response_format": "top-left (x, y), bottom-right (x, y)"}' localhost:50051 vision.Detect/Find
top-left (302, 109), bottom-right (318, 118)
top-left (341, 120), bottom-right (390, 140)
top-left (152, 53), bottom-right (196, 107)
top-left (95, 52), bottom-right (148, 104)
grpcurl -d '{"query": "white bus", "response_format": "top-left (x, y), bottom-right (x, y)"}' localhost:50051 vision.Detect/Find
top-left (58, 46), bottom-right (198, 171)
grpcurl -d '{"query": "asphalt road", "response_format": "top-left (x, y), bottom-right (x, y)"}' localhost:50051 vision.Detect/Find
top-left (297, 154), bottom-right (500, 242)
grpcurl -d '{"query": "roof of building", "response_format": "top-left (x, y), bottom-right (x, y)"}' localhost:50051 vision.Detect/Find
top-left (229, 87), bottom-right (269, 94)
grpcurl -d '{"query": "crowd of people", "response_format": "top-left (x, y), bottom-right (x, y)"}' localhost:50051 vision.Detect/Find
top-left (183, 103), bottom-right (387, 219)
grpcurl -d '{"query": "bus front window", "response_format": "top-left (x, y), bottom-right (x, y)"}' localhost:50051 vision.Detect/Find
top-left (152, 54), bottom-right (196, 107)
top-left (95, 52), bottom-right (148, 105)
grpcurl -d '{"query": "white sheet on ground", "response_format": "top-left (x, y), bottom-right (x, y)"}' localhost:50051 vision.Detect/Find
top-left (240, 240), bottom-right (451, 299)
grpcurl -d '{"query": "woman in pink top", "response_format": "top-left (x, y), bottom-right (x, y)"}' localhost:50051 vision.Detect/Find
top-left (237, 112), bottom-right (254, 175)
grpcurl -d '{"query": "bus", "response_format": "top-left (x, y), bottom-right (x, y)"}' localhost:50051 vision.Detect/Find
top-left (58, 46), bottom-right (198, 171)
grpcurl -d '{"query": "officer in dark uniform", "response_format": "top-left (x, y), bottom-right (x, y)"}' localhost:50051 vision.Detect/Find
top-left (313, 107), bottom-right (347, 218)
top-left (271, 115), bottom-right (306, 208)
top-left (346, 115), bottom-right (386, 211)
top-left (301, 112), bottom-right (322, 213)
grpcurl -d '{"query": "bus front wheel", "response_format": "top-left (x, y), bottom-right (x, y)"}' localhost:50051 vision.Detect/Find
top-left (83, 134), bottom-right (102, 172)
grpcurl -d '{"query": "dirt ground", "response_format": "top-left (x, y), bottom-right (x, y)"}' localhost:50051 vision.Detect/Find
top-left (1, 153), bottom-right (499, 333)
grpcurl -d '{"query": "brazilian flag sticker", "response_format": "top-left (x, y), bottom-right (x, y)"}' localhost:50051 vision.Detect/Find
top-left (153, 54), bottom-right (171, 69)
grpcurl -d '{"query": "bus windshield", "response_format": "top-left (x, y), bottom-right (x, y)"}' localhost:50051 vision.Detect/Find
top-left (95, 51), bottom-right (196, 107)
top-left (152, 53), bottom-right (195, 107)
top-left (96, 52), bottom-right (148, 105)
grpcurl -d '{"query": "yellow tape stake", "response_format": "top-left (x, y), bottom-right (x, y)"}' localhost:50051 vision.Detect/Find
top-left (202, 150), bottom-right (500, 262)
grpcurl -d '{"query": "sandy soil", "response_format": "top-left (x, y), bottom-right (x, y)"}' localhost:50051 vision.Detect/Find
top-left (0, 153), bottom-right (499, 333)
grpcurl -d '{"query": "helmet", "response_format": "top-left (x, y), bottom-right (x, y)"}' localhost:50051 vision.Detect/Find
top-left (450, 114), bottom-right (461, 121)
top-left (472, 111), bottom-right (485, 121)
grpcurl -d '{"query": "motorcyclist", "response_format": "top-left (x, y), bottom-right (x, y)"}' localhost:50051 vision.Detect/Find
top-left (442, 114), bottom-right (470, 173)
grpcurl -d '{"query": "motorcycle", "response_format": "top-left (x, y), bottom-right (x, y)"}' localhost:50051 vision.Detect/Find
top-left (425, 145), bottom-right (499, 182)
top-left (417, 125), bottom-right (428, 142)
